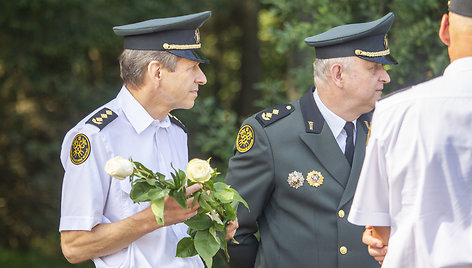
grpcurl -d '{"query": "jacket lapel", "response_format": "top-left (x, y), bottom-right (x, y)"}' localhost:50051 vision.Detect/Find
top-left (298, 89), bottom-right (351, 187)
top-left (339, 113), bottom-right (372, 208)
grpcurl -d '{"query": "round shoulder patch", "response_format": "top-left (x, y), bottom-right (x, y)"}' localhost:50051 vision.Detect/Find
top-left (236, 125), bottom-right (255, 153)
top-left (70, 134), bottom-right (91, 165)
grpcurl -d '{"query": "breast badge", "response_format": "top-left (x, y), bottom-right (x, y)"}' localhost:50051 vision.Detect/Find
top-left (70, 134), bottom-right (91, 165)
top-left (287, 171), bottom-right (305, 189)
top-left (236, 125), bottom-right (254, 153)
top-left (306, 170), bottom-right (324, 187)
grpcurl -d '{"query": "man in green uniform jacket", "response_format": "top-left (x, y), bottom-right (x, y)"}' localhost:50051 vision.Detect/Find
top-left (226, 13), bottom-right (397, 268)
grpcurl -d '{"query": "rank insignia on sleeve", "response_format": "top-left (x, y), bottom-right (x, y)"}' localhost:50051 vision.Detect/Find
top-left (86, 108), bottom-right (117, 131)
top-left (70, 134), bottom-right (91, 165)
top-left (306, 170), bottom-right (324, 187)
top-left (287, 171), bottom-right (305, 189)
top-left (236, 124), bottom-right (255, 153)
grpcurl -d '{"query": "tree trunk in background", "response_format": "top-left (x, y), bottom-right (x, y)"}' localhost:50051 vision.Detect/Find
top-left (286, 12), bottom-right (313, 101)
top-left (237, 0), bottom-right (261, 117)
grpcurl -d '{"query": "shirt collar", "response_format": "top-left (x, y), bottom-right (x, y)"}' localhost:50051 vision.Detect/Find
top-left (117, 86), bottom-right (170, 134)
top-left (444, 56), bottom-right (472, 76)
top-left (313, 89), bottom-right (356, 137)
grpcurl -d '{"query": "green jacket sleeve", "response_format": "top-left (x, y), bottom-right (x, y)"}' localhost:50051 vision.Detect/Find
top-left (225, 117), bottom-right (275, 268)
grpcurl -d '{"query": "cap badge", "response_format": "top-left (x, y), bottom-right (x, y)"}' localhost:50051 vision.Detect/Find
top-left (384, 34), bottom-right (389, 49)
top-left (236, 124), bottom-right (255, 153)
top-left (70, 134), bottom-right (91, 165)
top-left (287, 171), bottom-right (305, 189)
top-left (194, 28), bottom-right (201, 44)
top-left (306, 170), bottom-right (324, 187)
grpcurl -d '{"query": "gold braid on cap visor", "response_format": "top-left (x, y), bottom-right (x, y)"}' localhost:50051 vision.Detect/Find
top-left (163, 43), bottom-right (202, 50)
top-left (355, 48), bottom-right (391, 57)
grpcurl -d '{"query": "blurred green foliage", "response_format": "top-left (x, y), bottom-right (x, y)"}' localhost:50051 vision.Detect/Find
top-left (0, 0), bottom-right (450, 266)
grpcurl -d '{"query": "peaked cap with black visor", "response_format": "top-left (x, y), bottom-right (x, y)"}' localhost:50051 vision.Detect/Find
top-left (113, 11), bottom-right (211, 63)
top-left (304, 12), bottom-right (397, 65)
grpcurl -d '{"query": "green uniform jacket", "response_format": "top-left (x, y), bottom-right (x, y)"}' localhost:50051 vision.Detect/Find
top-left (226, 89), bottom-right (378, 268)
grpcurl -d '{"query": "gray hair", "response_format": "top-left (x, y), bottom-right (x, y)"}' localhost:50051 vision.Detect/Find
top-left (119, 49), bottom-right (179, 88)
top-left (313, 56), bottom-right (354, 87)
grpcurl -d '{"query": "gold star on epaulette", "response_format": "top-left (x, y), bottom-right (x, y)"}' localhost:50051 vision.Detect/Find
top-left (256, 104), bottom-right (294, 127)
top-left (86, 108), bottom-right (118, 131)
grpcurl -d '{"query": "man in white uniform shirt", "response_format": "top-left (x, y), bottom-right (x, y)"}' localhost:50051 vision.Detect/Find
top-left (348, 0), bottom-right (472, 267)
top-left (59, 11), bottom-right (237, 267)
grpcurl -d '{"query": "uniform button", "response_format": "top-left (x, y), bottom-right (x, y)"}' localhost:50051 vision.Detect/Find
top-left (339, 246), bottom-right (348, 255)
top-left (338, 210), bottom-right (345, 218)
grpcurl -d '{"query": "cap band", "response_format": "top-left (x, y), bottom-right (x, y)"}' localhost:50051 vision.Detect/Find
top-left (449, 0), bottom-right (472, 18)
top-left (123, 29), bottom-right (200, 51)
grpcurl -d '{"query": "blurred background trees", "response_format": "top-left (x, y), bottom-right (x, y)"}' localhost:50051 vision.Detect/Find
top-left (0, 0), bottom-right (448, 266)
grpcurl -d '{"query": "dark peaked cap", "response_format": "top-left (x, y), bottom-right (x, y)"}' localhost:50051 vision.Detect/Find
top-left (113, 11), bottom-right (211, 63)
top-left (449, 0), bottom-right (472, 18)
top-left (305, 12), bottom-right (397, 65)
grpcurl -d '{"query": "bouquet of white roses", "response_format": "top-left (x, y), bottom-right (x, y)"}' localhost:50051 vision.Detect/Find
top-left (104, 156), bottom-right (248, 268)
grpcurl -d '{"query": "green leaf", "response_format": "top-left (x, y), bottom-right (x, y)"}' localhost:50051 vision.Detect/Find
top-left (176, 237), bottom-right (198, 258)
top-left (151, 197), bottom-right (165, 226)
top-left (201, 191), bottom-right (218, 207)
top-left (161, 179), bottom-right (175, 189)
top-left (210, 210), bottom-right (223, 225)
top-left (224, 202), bottom-right (236, 221)
top-left (213, 182), bottom-right (234, 203)
top-left (170, 189), bottom-right (188, 209)
top-left (184, 213), bottom-right (213, 230)
top-left (214, 188), bottom-right (234, 203)
top-left (218, 230), bottom-right (230, 261)
top-left (133, 161), bottom-right (155, 177)
top-left (190, 191), bottom-right (201, 208)
top-left (147, 187), bottom-right (170, 201)
top-left (177, 170), bottom-right (187, 191)
top-left (129, 182), bottom-right (154, 202)
top-left (195, 230), bottom-right (220, 268)
top-left (214, 182), bottom-right (230, 191)
top-left (198, 196), bottom-right (214, 212)
top-left (230, 188), bottom-right (249, 211)
top-left (213, 221), bottom-right (225, 231)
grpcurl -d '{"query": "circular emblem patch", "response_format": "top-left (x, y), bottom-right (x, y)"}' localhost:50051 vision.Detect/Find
top-left (70, 134), bottom-right (91, 165)
top-left (236, 125), bottom-right (255, 153)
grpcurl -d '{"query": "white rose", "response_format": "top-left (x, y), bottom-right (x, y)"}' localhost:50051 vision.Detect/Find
top-left (104, 156), bottom-right (133, 180)
top-left (186, 158), bottom-right (214, 183)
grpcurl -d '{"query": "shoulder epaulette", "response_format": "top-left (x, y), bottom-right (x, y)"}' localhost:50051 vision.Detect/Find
top-left (85, 108), bottom-right (118, 131)
top-left (255, 103), bottom-right (295, 127)
top-left (380, 86), bottom-right (412, 101)
top-left (169, 113), bottom-right (187, 133)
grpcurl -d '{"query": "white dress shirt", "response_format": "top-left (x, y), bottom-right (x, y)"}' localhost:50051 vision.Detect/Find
top-left (60, 86), bottom-right (203, 268)
top-left (313, 89), bottom-right (356, 153)
top-left (349, 57), bottom-right (472, 268)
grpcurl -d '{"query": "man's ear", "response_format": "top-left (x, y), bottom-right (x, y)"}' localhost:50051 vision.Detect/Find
top-left (439, 13), bottom-right (451, 46)
top-left (329, 63), bottom-right (344, 88)
top-left (147, 60), bottom-right (162, 81)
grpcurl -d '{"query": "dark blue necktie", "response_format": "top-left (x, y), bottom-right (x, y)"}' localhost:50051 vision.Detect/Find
top-left (344, 122), bottom-right (355, 166)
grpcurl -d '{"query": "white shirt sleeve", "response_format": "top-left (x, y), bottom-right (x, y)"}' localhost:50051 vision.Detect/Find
top-left (59, 126), bottom-right (111, 231)
top-left (348, 109), bottom-right (391, 227)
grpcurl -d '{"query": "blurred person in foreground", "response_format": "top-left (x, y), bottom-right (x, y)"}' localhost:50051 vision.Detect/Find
top-left (348, 0), bottom-right (472, 267)
top-left (58, 11), bottom-right (237, 267)
top-left (225, 13), bottom-right (397, 268)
